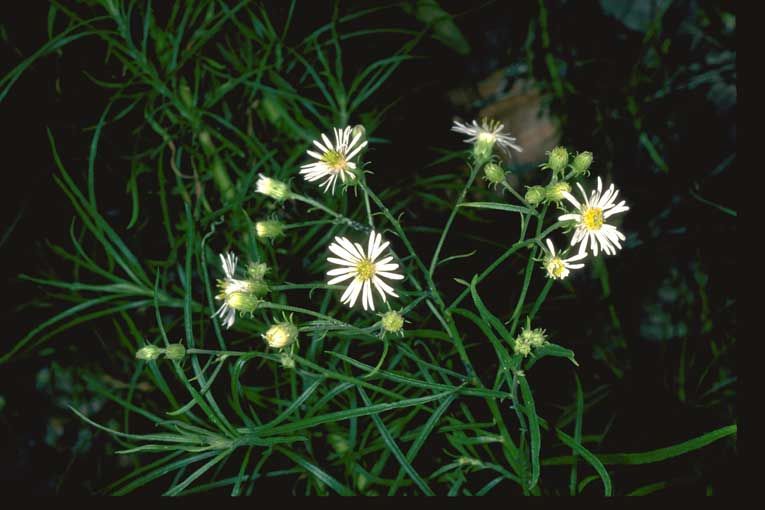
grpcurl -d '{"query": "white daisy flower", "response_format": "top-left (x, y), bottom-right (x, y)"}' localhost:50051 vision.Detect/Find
top-left (213, 252), bottom-right (260, 329)
top-left (326, 230), bottom-right (404, 311)
top-left (543, 238), bottom-right (586, 280)
top-left (558, 176), bottom-right (630, 257)
top-left (451, 118), bottom-right (523, 157)
top-left (299, 126), bottom-right (368, 194)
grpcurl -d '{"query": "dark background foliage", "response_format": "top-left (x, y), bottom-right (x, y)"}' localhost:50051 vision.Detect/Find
top-left (1, 0), bottom-right (735, 495)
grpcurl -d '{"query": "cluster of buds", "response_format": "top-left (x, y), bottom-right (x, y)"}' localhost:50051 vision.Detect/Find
top-left (512, 323), bottom-right (548, 358)
top-left (135, 342), bottom-right (186, 361)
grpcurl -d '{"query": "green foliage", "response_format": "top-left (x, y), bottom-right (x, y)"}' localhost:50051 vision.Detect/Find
top-left (1, 0), bottom-right (735, 497)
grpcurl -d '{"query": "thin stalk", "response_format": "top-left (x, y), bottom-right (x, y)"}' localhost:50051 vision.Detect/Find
top-left (429, 157), bottom-right (486, 277)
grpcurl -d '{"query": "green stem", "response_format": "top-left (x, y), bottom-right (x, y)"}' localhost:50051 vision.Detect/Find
top-left (429, 158), bottom-right (485, 277)
top-left (501, 180), bottom-right (532, 209)
top-left (291, 193), bottom-right (369, 232)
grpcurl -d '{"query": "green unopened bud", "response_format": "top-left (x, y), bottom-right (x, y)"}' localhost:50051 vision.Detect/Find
top-left (571, 151), bottom-right (593, 176)
top-left (264, 321), bottom-right (299, 349)
top-left (525, 185), bottom-right (546, 206)
top-left (255, 219), bottom-right (285, 239)
top-left (279, 352), bottom-right (295, 369)
top-left (165, 343), bottom-right (186, 361)
top-left (543, 146), bottom-right (569, 175)
top-left (380, 310), bottom-right (405, 336)
top-left (255, 174), bottom-right (290, 201)
top-left (545, 181), bottom-right (571, 203)
top-left (226, 291), bottom-right (261, 314)
top-left (483, 162), bottom-right (506, 187)
top-left (328, 432), bottom-right (350, 456)
top-left (247, 262), bottom-right (270, 281)
top-left (351, 124), bottom-right (367, 145)
top-left (520, 327), bottom-right (547, 348)
top-left (136, 345), bottom-right (163, 361)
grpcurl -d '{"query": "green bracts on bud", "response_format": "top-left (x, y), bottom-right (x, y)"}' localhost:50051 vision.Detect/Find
top-left (482, 162), bottom-right (506, 186)
top-left (255, 174), bottom-right (291, 201)
top-left (525, 185), bottom-right (546, 206)
top-left (264, 321), bottom-right (299, 349)
top-left (165, 343), bottom-right (186, 361)
top-left (135, 345), bottom-right (163, 361)
top-left (226, 292), bottom-right (261, 314)
top-left (571, 151), bottom-right (594, 176)
top-left (545, 181), bottom-right (571, 203)
top-left (381, 310), bottom-right (405, 335)
top-left (247, 262), bottom-right (270, 281)
top-left (542, 146), bottom-right (569, 175)
top-left (255, 219), bottom-right (285, 239)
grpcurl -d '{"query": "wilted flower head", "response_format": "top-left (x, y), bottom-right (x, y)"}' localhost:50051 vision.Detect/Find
top-left (543, 238), bottom-right (586, 280)
top-left (213, 252), bottom-right (263, 329)
top-left (451, 118), bottom-right (523, 160)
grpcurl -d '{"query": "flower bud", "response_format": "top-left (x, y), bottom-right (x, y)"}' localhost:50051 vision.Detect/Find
top-left (225, 291), bottom-right (261, 314)
top-left (136, 345), bottom-right (163, 361)
top-left (255, 219), bottom-right (285, 239)
top-left (543, 146), bottom-right (569, 175)
top-left (264, 321), bottom-right (299, 349)
top-left (380, 310), bottom-right (405, 336)
top-left (279, 352), bottom-right (295, 369)
top-left (482, 162), bottom-right (506, 186)
top-left (164, 343), bottom-right (186, 361)
top-left (545, 181), bottom-right (571, 203)
top-left (525, 185), bottom-right (546, 206)
top-left (247, 262), bottom-right (270, 281)
top-left (255, 174), bottom-right (290, 201)
top-left (571, 151), bottom-right (593, 177)
top-left (351, 124), bottom-right (367, 145)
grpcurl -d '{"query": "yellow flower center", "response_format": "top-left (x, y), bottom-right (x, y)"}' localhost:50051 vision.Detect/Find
top-left (322, 150), bottom-right (348, 171)
top-left (355, 259), bottom-right (376, 281)
top-left (582, 207), bottom-right (604, 230)
top-left (546, 257), bottom-right (567, 279)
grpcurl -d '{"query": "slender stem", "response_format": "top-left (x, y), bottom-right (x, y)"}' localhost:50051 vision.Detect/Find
top-left (259, 302), bottom-right (376, 338)
top-left (501, 180), bottom-right (532, 209)
top-left (360, 181), bottom-right (475, 378)
top-left (360, 174), bottom-right (375, 228)
top-left (187, 348), bottom-right (250, 357)
top-left (446, 239), bottom-right (535, 311)
top-left (291, 193), bottom-right (369, 232)
top-left (508, 205), bottom-right (548, 337)
top-left (429, 157), bottom-right (485, 277)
